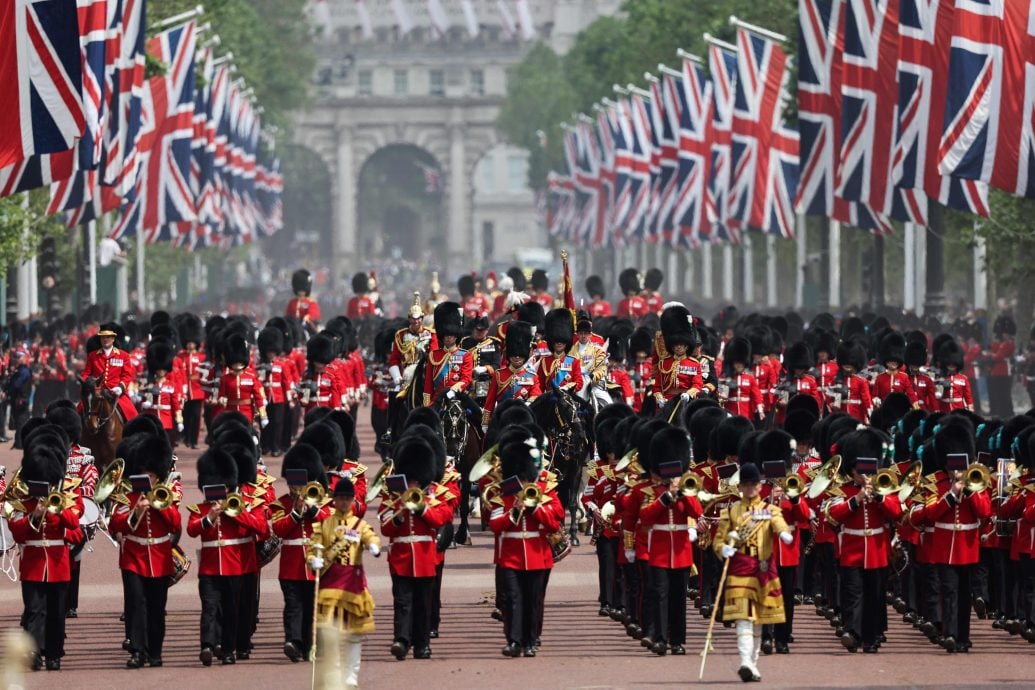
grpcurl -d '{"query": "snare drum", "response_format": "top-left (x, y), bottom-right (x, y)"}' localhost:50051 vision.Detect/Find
top-left (170, 545), bottom-right (191, 585)
top-left (79, 498), bottom-right (100, 528)
top-left (257, 536), bottom-right (282, 568)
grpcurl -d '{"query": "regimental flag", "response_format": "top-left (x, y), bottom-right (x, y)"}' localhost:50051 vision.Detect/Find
top-left (896, 0), bottom-right (989, 215)
top-left (671, 57), bottom-right (714, 248)
top-left (939, 1), bottom-right (1035, 199)
top-left (0, 0), bottom-right (85, 173)
top-left (729, 26), bottom-right (799, 238)
top-left (707, 41), bottom-right (739, 243)
top-left (839, 0), bottom-right (928, 225)
top-left (110, 20), bottom-right (197, 241)
top-left (796, 0), bottom-right (893, 234)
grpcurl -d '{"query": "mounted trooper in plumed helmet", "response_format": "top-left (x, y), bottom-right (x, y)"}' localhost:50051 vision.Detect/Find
top-left (387, 292), bottom-right (438, 392)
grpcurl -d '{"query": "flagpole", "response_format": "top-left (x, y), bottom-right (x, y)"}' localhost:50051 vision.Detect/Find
top-left (728, 15), bottom-right (788, 43)
top-left (658, 64), bottom-right (681, 78)
top-left (151, 5), bottom-right (204, 32)
top-left (766, 234), bottom-right (777, 308)
top-left (904, 222), bottom-right (915, 311)
top-left (626, 84), bottom-right (651, 98)
top-left (828, 220), bottom-right (841, 309)
top-left (137, 237), bottom-right (146, 312)
top-left (212, 51), bottom-right (235, 66)
top-left (703, 33), bottom-right (737, 53)
top-left (795, 214), bottom-right (806, 309)
top-left (87, 220), bottom-right (97, 305)
top-left (675, 48), bottom-right (704, 64)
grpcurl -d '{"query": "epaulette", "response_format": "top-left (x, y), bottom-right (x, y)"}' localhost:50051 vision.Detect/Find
top-left (186, 504), bottom-right (202, 515)
top-left (63, 477), bottom-right (82, 491)
top-left (260, 474), bottom-right (278, 486)
top-left (601, 465), bottom-right (616, 482)
top-left (350, 462), bottom-right (368, 476)
top-left (443, 467), bottom-right (462, 483)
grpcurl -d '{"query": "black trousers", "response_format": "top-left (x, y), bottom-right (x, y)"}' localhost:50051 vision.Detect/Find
top-left (430, 561), bottom-right (444, 632)
top-left (839, 566), bottom-right (882, 645)
top-left (280, 579), bottom-right (315, 654)
top-left (237, 571), bottom-right (259, 653)
top-left (917, 561), bottom-right (942, 627)
top-left (647, 565), bottom-right (689, 645)
top-left (281, 404), bottom-right (301, 450)
top-left (774, 565), bottom-right (797, 643)
top-left (391, 574), bottom-right (433, 649)
top-left (67, 559), bottom-right (81, 611)
top-left (895, 543), bottom-right (918, 612)
top-left (1019, 553), bottom-right (1035, 624)
top-left (797, 530), bottom-right (814, 596)
top-left (622, 562), bottom-right (643, 624)
top-left (973, 546), bottom-right (997, 607)
top-left (22, 581), bottom-right (67, 658)
top-left (937, 563), bottom-right (973, 643)
top-left (371, 406), bottom-right (389, 458)
top-left (199, 574), bottom-right (242, 653)
top-left (261, 402), bottom-right (286, 453)
top-left (500, 567), bottom-right (546, 646)
top-left (124, 570), bottom-right (169, 658)
top-left (596, 536), bottom-right (619, 608)
top-left (182, 399), bottom-right (203, 446)
top-left (988, 375), bottom-right (1014, 418)
top-left (814, 542), bottom-right (838, 607)
top-left (699, 547), bottom-right (721, 609)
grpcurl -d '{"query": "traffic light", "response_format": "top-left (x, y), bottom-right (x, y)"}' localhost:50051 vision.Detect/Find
top-left (39, 237), bottom-right (62, 319)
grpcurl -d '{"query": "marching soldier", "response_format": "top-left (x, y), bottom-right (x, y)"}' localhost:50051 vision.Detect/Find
top-left (271, 443), bottom-right (332, 662)
top-left (986, 314), bottom-right (1015, 418)
top-left (81, 323), bottom-right (138, 422)
top-left (482, 321), bottom-right (540, 427)
top-left (535, 309), bottom-right (584, 394)
top-left (141, 340), bottom-right (183, 447)
top-left (175, 314), bottom-right (206, 449)
top-left (718, 337), bottom-right (764, 422)
top-left (422, 303), bottom-right (473, 406)
top-left (934, 339), bottom-right (974, 413)
top-left (651, 305), bottom-right (703, 407)
top-left (776, 342), bottom-right (824, 424)
top-left (307, 477), bottom-right (380, 689)
top-left (286, 269), bottom-right (321, 328)
top-left (458, 274), bottom-right (489, 320)
top-left (529, 269), bottom-right (554, 310)
top-left (108, 433), bottom-right (180, 668)
top-left (347, 272), bottom-right (376, 320)
top-left (616, 268), bottom-right (647, 319)
top-left (642, 268), bottom-right (664, 316)
top-left (606, 338), bottom-right (635, 407)
top-left (827, 342), bottom-right (872, 423)
top-left (257, 327), bottom-right (289, 455)
top-left (302, 334), bottom-right (347, 412)
top-left (905, 333), bottom-right (937, 412)
top-left (460, 316), bottom-right (501, 408)
top-left (629, 327), bottom-right (654, 413)
top-left (585, 275), bottom-right (612, 317)
top-left (186, 448), bottom-right (269, 666)
top-left (871, 332), bottom-right (917, 409)
top-left (748, 327), bottom-right (777, 422)
top-left (216, 334), bottom-right (268, 429)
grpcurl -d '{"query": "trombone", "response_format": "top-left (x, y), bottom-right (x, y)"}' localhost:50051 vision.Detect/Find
top-left (148, 484), bottom-right (175, 511)
top-left (222, 492), bottom-right (247, 518)
top-left (873, 468), bottom-right (900, 496)
top-left (301, 481), bottom-right (325, 508)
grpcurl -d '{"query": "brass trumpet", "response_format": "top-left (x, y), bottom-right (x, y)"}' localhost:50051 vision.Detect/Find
top-left (520, 483), bottom-right (543, 509)
top-left (223, 492), bottom-right (246, 518)
top-left (874, 468), bottom-right (900, 496)
top-left (679, 473), bottom-right (701, 497)
top-left (45, 490), bottom-right (66, 514)
top-left (302, 481), bottom-right (325, 507)
top-left (401, 486), bottom-right (426, 513)
top-left (960, 463), bottom-right (991, 493)
top-left (782, 473), bottom-right (805, 499)
top-left (148, 484), bottom-right (174, 511)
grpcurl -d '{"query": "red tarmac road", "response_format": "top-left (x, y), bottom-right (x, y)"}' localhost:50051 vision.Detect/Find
top-left (1, 408), bottom-right (1033, 689)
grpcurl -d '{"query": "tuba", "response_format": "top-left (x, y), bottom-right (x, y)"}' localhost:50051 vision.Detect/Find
top-left (94, 458), bottom-right (126, 504)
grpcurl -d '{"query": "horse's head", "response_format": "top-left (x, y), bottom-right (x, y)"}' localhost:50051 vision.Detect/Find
top-left (79, 377), bottom-right (112, 433)
top-left (436, 396), bottom-right (470, 457)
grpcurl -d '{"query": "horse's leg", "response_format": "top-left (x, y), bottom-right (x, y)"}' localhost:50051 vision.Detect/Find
top-left (455, 480), bottom-right (472, 546)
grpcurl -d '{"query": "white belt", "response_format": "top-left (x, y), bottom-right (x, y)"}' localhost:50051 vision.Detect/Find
top-left (649, 524), bottom-right (689, 532)
top-left (729, 396), bottom-right (750, 402)
top-left (943, 398), bottom-right (963, 404)
top-left (391, 535), bottom-right (433, 544)
top-left (845, 399), bottom-right (863, 405)
top-left (502, 531), bottom-right (541, 539)
top-left (935, 521), bottom-right (980, 532)
top-left (153, 404), bottom-right (172, 410)
top-left (281, 538), bottom-right (310, 546)
top-left (268, 382), bottom-right (282, 387)
top-left (24, 540), bottom-right (59, 547)
top-left (201, 537), bottom-right (252, 547)
top-left (314, 395), bottom-right (331, 403)
top-left (125, 534), bottom-right (171, 546)
top-left (842, 527), bottom-right (884, 537)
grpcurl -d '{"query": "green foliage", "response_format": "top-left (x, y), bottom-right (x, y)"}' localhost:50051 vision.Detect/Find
top-left (0, 189), bottom-right (72, 278)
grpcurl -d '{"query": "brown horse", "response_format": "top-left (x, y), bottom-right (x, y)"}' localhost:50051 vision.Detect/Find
top-left (78, 377), bottom-right (124, 470)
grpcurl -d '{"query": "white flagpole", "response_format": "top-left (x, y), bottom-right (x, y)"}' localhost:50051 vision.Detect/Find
top-left (461, 0), bottom-right (479, 38)
top-left (152, 5), bottom-right (203, 31)
top-left (795, 214), bottom-right (806, 309)
top-left (137, 236), bottom-right (146, 312)
top-left (728, 15), bottom-right (788, 43)
top-left (904, 222), bottom-right (915, 311)
top-left (828, 220), bottom-right (841, 309)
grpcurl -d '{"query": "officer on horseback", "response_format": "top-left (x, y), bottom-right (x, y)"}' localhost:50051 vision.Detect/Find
top-left (422, 303), bottom-right (473, 407)
top-left (82, 323), bottom-right (138, 423)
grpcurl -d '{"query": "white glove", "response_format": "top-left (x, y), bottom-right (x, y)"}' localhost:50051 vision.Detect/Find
top-left (680, 392), bottom-right (690, 402)
top-left (310, 556), bottom-right (324, 571)
top-left (260, 417), bottom-right (269, 429)
top-left (689, 527), bottom-right (698, 543)
top-left (141, 400), bottom-right (153, 409)
top-left (446, 390), bottom-right (456, 400)
top-left (779, 531), bottom-right (794, 545)
top-left (623, 549), bottom-right (636, 563)
top-left (368, 543), bottom-right (381, 557)
top-left (112, 386), bottom-right (124, 396)
top-left (474, 365), bottom-right (487, 374)
top-left (176, 423), bottom-right (184, 433)
top-left (389, 365), bottom-right (402, 385)
top-left (726, 530), bottom-right (740, 544)
top-left (721, 545), bottom-right (737, 559)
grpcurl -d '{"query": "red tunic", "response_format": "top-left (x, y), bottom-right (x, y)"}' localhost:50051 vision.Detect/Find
top-left (82, 347), bottom-right (138, 420)
top-left (217, 366), bottom-right (267, 422)
top-left (936, 373), bottom-right (973, 412)
top-left (988, 339), bottom-right (1014, 377)
top-left (261, 356), bottom-right (290, 405)
top-left (483, 364), bottom-right (541, 418)
top-left (286, 296), bottom-right (321, 323)
top-left (109, 495), bottom-right (182, 578)
top-left (142, 376), bottom-right (182, 430)
top-left (643, 291), bottom-right (664, 315)
top-left (630, 359), bottom-right (653, 412)
top-left (651, 356), bottom-right (703, 402)
top-left (535, 353), bottom-right (584, 392)
top-left (910, 480), bottom-right (991, 565)
top-left (752, 360), bottom-right (777, 412)
top-left (489, 484), bottom-right (564, 570)
top-left (826, 484), bottom-right (901, 569)
top-left (346, 295), bottom-right (376, 319)
top-left (422, 346), bottom-right (473, 405)
top-left (186, 503), bottom-right (269, 576)
top-left (175, 349), bottom-right (206, 401)
top-left (270, 494), bottom-right (333, 581)
top-left (639, 490), bottom-right (703, 569)
top-left (588, 299), bottom-right (612, 317)
top-left (461, 293), bottom-right (491, 319)
top-left (826, 374), bottom-right (872, 422)
top-left (607, 367), bottom-right (634, 406)
top-left (9, 498), bottom-right (85, 582)
top-left (721, 372), bottom-right (764, 419)
top-left (909, 371), bottom-right (938, 411)
top-left (870, 370), bottom-right (916, 406)
top-left (379, 494), bottom-right (454, 577)
top-left (616, 296), bottom-right (648, 319)
top-left (303, 370), bottom-right (347, 412)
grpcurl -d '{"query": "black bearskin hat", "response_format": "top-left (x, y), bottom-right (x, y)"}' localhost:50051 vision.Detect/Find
top-left (282, 443), bottom-right (327, 489)
top-left (400, 424), bottom-right (447, 482)
top-left (936, 338), bottom-right (965, 370)
top-left (618, 268), bottom-right (641, 295)
top-left (306, 333), bottom-right (336, 366)
top-left (629, 327), bottom-right (654, 357)
top-left (585, 275), bottom-right (606, 299)
top-left (904, 338), bottom-right (928, 368)
top-left (839, 428), bottom-right (887, 474)
top-left (644, 268), bottom-right (664, 291)
top-left (505, 321), bottom-right (534, 359)
top-left (544, 308), bottom-right (575, 350)
top-left (120, 433), bottom-right (173, 482)
top-left (649, 425), bottom-right (691, 475)
top-left (177, 312), bottom-right (203, 347)
top-left (392, 433), bottom-right (436, 488)
top-left (878, 392), bottom-right (912, 431)
top-left (500, 441), bottom-right (539, 483)
top-left (689, 406), bottom-right (729, 462)
top-left (759, 429), bottom-right (796, 467)
top-left (745, 326), bottom-right (770, 359)
top-left (433, 302), bottom-right (464, 339)
top-left (836, 341), bottom-right (867, 371)
top-left (878, 331), bottom-right (907, 365)
top-left (292, 269), bottom-right (312, 296)
top-left (506, 266), bottom-right (527, 292)
top-left (21, 444), bottom-right (67, 486)
top-left (351, 272), bottom-right (369, 295)
top-left (457, 274), bottom-right (475, 299)
top-left (713, 416), bottom-right (755, 460)
top-left (608, 335), bottom-right (627, 362)
top-left (811, 328), bottom-right (838, 357)
top-left (786, 393), bottom-right (821, 420)
top-left (197, 448), bottom-right (239, 490)
top-left (224, 333), bottom-right (249, 367)
top-left (45, 406), bottom-right (82, 445)
top-left (594, 404), bottom-right (636, 458)
top-left (516, 301), bottom-right (545, 334)
top-left (299, 421), bottom-right (345, 471)
top-left (660, 304), bottom-right (698, 350)
top-left (404, 406), bottom-right (443, 436)
top-left (220, 442), bottom-right (258, 486)
top-left (724, 336), bottom-right (752, 368)
top-left (932, 415), bottom-right (976, 467)
top-left (784, 409), bottom-right (817, 444)
top-left (257, 326), bottom-right (284, 359)
top-left (783, 342), bottom-right (813, 372)
top-left (530, 268), bottom-right (549, 292)
top-left (146, 339), bottom-right (176, 375)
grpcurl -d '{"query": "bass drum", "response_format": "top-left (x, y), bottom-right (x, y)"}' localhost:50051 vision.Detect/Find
top-left (170, 545), bottom-right (191, 586)
top-left (79, 498), bottom-right (100, 528)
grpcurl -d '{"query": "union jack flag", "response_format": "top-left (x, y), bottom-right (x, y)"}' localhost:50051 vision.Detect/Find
top-left (572, 120), bottom-right (608, 249)
top-left (546, 170), bottom-right (575, 238)
top-left (0, 0), bottom-right (85, 172)
top-left (102, 0), bottom-right (146, 193)
top-left (651, 74), bottom-right (679, 242)
top-left (623, 93), bottom-right (653, 240)
top-left (797, 0), bottom-right (894, 234)
top-left (939, 0), bottom-right (1035, 199)
top-left (610, 100), bottom-right (633, 246)
top-left (595, 106), bottom-right (616, 245)
top-left (110, 20), bottom-right (197, 241)
top-left (671, 57), bottom-right (713, 248)
top-left (896, 0), bottom-right (989, 215)
top-left (729, 26), bottom-right (799, 238)
top-left (707, 41), bottom-right (739, 243)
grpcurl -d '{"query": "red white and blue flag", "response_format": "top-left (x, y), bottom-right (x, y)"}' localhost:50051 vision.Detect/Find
top-left (707, 41), bottom-right (739, 243)
top-left (671, 57), bottom-right (713, 248)
top-left (939, 0), bottom-right (1035, 199)
top-left (729, 26), bottom-right (799, 238)
top-left (102, 0), bottom-right (146, 193)
top-left (650, 73), bottom-right (679, 243)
